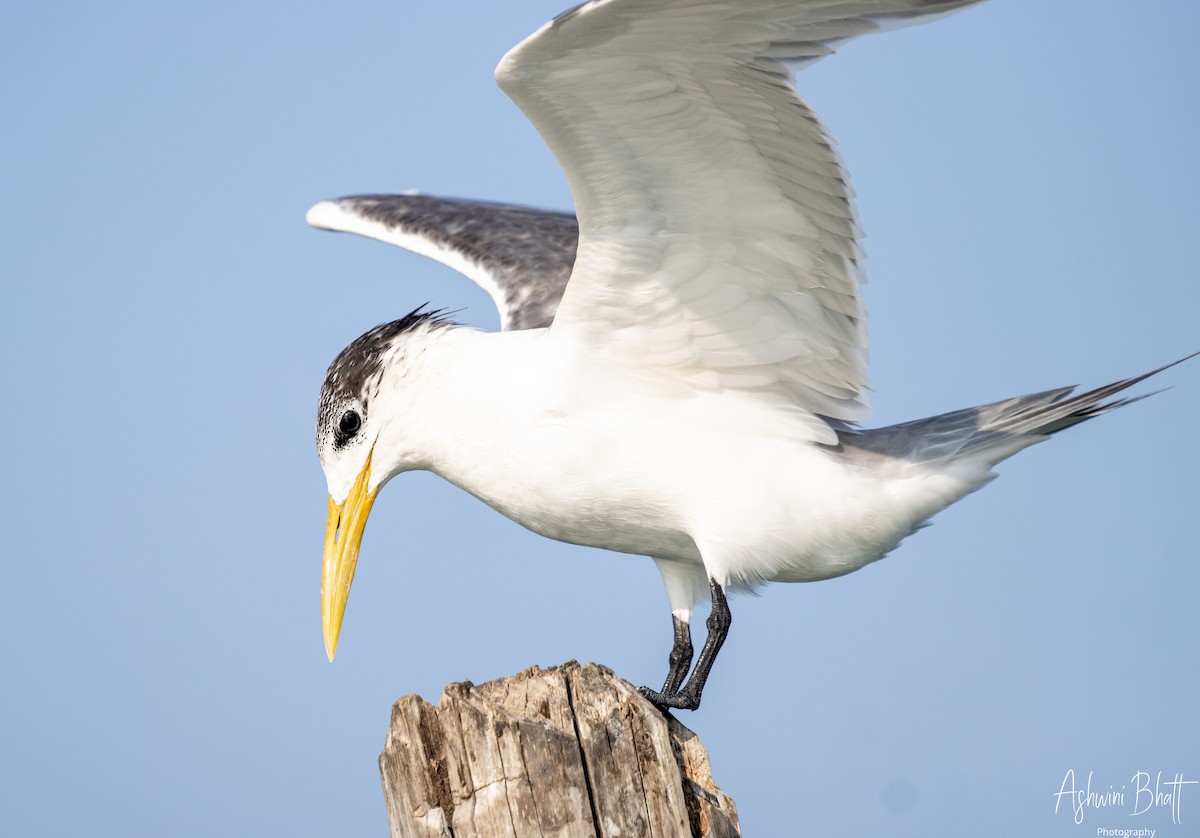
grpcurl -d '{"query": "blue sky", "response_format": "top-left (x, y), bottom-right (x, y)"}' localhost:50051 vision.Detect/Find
top-left (3, 1), bottom-right (1198, 835)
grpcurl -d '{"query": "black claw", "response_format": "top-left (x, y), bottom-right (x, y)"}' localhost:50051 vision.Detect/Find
top-left (638, 685), bottom-right (665, 703)
top-left (639, 684), bottom-right (701, 711)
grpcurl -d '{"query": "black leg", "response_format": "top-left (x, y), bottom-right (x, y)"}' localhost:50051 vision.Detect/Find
top-left (639, 615), bottom-right (692, 705)
top-left (640, 578), bottom-right (730, 711)
top-left (658, 615), bottom-right (693, 695)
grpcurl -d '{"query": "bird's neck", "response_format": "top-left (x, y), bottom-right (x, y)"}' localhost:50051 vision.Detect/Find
top-left (373, 326), bottom-right (550, 483)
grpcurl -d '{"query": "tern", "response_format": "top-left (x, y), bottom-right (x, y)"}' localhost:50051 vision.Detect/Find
top-left (309, 0), bottom-right (1190, 710)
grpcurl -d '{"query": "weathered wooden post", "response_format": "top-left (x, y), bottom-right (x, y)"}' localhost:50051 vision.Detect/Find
top-left (379, 661), bottom-right (740, 837)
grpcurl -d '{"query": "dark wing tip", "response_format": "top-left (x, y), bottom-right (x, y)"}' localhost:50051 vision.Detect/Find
top-left (308, 193), bottom-right (579, 331)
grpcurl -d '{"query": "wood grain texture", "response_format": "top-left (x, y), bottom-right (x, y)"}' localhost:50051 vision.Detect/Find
top-left (379, 661), bottom-right (740, 837)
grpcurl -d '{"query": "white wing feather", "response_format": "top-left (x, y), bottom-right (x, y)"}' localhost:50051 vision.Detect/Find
top-left (498, 0), bottom-right (983, 443)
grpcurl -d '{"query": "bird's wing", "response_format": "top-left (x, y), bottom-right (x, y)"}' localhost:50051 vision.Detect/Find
top-left (306, 194), bottom-right (579, 331)
top-left (498, 0), bottom-right (983, 443)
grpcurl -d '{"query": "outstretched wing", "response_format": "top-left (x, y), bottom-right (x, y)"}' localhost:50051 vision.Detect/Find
top-left (306, 193), bottom-right (579, 330)
top-left (498, 0), bottom-right (984, 443)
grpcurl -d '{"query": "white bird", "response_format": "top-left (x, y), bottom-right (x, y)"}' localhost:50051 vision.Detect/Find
top-left (308, 0), bottom-right (1191, 710)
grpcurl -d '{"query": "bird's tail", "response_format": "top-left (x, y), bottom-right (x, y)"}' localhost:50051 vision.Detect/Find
top-left (837, 353), bottom-right (1196, 469)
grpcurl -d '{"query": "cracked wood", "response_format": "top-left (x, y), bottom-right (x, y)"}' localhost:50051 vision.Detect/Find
top-left (379, 661), bottom-right (740, 837)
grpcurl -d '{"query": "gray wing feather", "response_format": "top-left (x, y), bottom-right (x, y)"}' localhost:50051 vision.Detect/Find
top-left (307, 194), bottom-right (578, 330)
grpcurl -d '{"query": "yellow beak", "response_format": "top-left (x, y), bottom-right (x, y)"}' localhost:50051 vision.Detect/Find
top-left (321, 450), bottom-right (379, 661)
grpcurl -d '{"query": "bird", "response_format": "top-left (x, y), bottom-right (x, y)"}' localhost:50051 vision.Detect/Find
top-left (308, 0), bottom-right (1191, 711)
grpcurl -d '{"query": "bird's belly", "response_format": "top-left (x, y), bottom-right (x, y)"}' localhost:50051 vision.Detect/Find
top-left (434, 395), bottom-right (977, 585)
top-left (450, 457), bottom-right (703, 561)
top-left (520, 497), bottom-right (700, 560)
top-left (460, 445), bottom-right (927, 584)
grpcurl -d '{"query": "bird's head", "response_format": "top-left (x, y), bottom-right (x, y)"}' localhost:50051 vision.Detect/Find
top-left (315, 308), bottom-right (453, 661)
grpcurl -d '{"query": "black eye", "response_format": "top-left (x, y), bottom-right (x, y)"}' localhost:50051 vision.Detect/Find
top-left (337, 409), bottom-right (362, 438)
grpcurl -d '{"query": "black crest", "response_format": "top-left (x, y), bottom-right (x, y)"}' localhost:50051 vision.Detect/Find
top-left (316, 307), bottom-right (454, 440)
